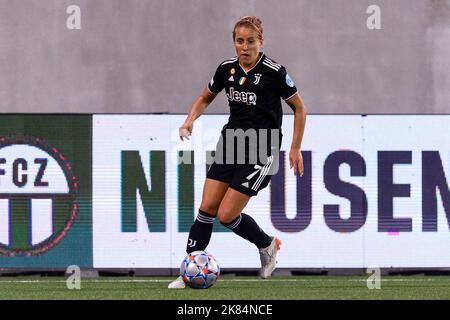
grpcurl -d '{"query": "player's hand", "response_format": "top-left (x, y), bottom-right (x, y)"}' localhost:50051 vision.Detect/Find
top-left (179, 121), bottom-right (193, 141)
top-left (289, 148), bottom-right (303, 176)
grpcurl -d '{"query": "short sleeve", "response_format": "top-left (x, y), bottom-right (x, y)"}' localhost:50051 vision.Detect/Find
top-left (207, 65), bottom-right (224, 94)
top-left (277, 67), bottom-right (298, 100)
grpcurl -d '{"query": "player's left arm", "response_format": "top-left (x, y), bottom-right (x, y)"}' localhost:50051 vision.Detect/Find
top-left (285, 93), bottom-right (307, 176)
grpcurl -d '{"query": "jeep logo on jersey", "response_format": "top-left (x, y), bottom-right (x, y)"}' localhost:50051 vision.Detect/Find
top-left (0, 135), bottom-right (78, 256)
top-left (226, 87), bottom-right (257, 106)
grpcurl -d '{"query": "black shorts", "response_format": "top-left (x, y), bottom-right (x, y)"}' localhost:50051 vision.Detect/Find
top-left (206, 126), bottom-right (282, 196)
top-left (206, 154), bottom-right (279, 197)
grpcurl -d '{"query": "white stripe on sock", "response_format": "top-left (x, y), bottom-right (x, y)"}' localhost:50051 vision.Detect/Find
top-left (227, 215), bottom-right (242, 230)
top-left (196, 213), bottom-right (215, 224)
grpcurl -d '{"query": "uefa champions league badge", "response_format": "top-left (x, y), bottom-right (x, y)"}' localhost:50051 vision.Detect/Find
top-left (286, 74), bottom-right (295, 87)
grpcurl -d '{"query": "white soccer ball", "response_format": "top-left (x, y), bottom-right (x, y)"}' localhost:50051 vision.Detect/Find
top-left (180, 251), bottom-right (220, 289)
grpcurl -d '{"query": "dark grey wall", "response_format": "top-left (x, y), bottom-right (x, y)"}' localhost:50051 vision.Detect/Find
top-left (0, 0), bottom-right (448, 113)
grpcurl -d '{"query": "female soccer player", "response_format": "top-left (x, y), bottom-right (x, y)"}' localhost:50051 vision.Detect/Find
top-left (169, 16), bottom-right (307, 288)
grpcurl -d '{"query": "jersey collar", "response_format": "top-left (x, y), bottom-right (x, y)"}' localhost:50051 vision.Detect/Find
top-left (238, 52), bottom-right (265, 75)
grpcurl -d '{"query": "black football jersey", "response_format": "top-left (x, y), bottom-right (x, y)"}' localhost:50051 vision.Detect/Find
top-left (207, 52), bottom-right (298, 131)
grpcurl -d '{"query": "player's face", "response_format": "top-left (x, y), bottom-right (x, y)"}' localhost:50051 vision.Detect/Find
top-left (234, 27), bottom-right (262, 68)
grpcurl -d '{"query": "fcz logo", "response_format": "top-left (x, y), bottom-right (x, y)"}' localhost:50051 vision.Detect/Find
top-left (0, 135), bottom-right (79, 256)
top-left (0, 158), bottom-right (48, 187)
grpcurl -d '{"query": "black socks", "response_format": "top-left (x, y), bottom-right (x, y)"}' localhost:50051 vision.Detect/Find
top-left (186, 210), bottom-right (215, 254)
top-left (222, 213), bottom-right (272, 249)
top-left (186, 210), bottom-right (272, 253)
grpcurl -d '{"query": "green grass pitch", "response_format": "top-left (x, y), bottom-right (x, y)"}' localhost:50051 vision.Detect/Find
top-left (0, 275), bottom-right (449, 300)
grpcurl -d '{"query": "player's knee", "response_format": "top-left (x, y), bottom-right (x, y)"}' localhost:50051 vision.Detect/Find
top-left (199, 204), bottom-right (218, 217)
top-left (217, 208), bottom-right (234, 225)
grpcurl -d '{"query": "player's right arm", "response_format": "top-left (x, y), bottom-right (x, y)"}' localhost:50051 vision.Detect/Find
top-left (179, 88), bottom-right (217, 141)
top-left (180, 62), bottom-right (226, 141)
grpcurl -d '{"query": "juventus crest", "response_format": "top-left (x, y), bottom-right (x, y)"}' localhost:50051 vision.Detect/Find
top-left (253, 73), bottom-right (262, 85)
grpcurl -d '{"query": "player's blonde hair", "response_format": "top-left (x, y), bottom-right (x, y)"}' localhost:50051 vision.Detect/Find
top-left (232, 16), bottom-right (264, 43)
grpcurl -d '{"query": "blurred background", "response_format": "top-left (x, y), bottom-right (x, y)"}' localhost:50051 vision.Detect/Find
top-left (0, 0), bottom-right (448, 114)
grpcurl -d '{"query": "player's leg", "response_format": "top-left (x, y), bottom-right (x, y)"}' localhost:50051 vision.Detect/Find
top-left (217, 188), bottom-right (280, 279)
top-left (169, 178), bottom-right (228, 289)
top-left (186, 178), bottom-right (229, 253)
top-left (217, 188), bottom-right (273, 249)
top-left (218, 158), bottom-right (281, 279)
